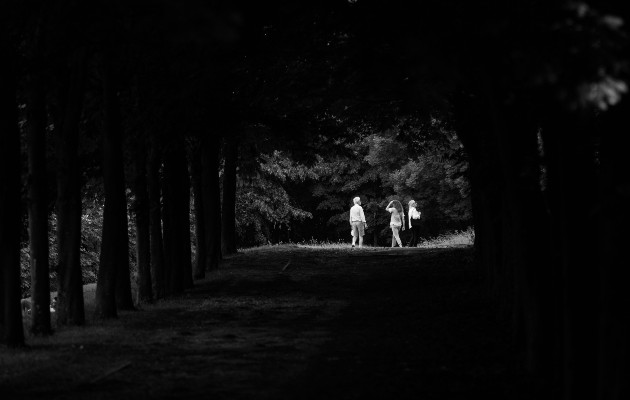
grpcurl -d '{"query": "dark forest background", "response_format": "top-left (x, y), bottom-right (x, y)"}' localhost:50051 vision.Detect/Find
top-left (1, 1), bottom-right (629, 399)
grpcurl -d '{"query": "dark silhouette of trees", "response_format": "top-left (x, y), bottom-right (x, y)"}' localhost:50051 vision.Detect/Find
top-left (333, 1), bottom-right (629, 397)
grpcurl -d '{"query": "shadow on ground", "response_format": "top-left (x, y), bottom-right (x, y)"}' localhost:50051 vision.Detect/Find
top-left (1, 246), bottom-right (540, 399)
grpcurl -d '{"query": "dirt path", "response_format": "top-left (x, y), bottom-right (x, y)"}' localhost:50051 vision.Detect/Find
top-left (1, 246), bottom-right (538, 399)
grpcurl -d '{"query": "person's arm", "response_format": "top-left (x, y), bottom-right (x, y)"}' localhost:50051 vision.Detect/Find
top-left (360, 207), bottom-right (367, 227)
top-left (349, 207), bottom-right (353, 225)
top-left (401, 213), bottom-right (405, 230)
top-left (408, 209), bottom-right (412, 228)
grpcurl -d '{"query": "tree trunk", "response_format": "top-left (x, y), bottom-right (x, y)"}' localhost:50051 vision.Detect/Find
top-left (132, 134), bottom-right (152, 303)
top-left (542, 110), bottom-right (600, 399)
top-left (148, 139), bottom-right (166, 299)
top-left (0, 37), bottom-right (25, 347)
top-left (162, 140), bottom-right (190, 295)
top-left (202, 136), bottom-right (222, 270)
top-left (474, 75), bottom-right (558, 382)
top-left (221, 136), bottom-right (238, 255)
top-left (495, 106), bottom-right (557, 380)
top-left (456, 87), bottom-right (559, 382)
top-left (162, 148), bottom-right (176, 295)
top-left (596, 97), bottom-right (630, 400)
top-left (180, 155), bottom-right (194, 289)
top-left (453, 90), bottom-right (505, 298)
top-left (26, 66), bottom-right (52, 335)
top-left (55, 48), bottom-right (87, 327)
top-left (190, 145), bottom-right (206, 279)
top-left (467, 150), bottom-right (504, 295)
top-left (94, 50), bottom-right (133, 319)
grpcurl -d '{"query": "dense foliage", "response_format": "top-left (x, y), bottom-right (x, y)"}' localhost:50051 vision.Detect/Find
top-left (308, 117), bottom-right (470, 244)
top-left (227, 115), bottom-right (472, 247)
top-left (235, 150), bottom-right (316, 246)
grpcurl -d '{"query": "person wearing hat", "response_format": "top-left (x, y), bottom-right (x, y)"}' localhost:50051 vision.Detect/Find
top-left (349, 196), bottom-right (367, 248)
top-left (407, 200), bottom-right (421, 247)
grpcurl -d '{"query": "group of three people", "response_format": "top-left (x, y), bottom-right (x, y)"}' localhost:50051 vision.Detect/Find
top-left (349, 196), bottom-right (421, 248)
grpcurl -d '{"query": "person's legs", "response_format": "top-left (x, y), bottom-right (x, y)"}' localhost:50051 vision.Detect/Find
top-left (357, 222), bottom-right (365, 247)
top-left (410, 225), bottom-right (420, 247)
top-left (409, 225), bottom-right (418, 247)
top-left (391, 227), bottom-right (396, 247)
top-left (351, 222), bottom-right (358, 247)
top-left (393, 226), bottom-right (402, 247)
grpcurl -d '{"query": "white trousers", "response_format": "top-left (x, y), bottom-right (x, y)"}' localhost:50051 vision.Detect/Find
top-left (390, 224), bottom-right (402, 247)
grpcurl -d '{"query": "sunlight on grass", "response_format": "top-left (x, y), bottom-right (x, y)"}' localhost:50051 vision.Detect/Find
top-left (238, 241), bottom-right (385, 253)
top-left (238, 227), bottom-right (474, 252)
top-left (417, 227), bottom-right (475, 249)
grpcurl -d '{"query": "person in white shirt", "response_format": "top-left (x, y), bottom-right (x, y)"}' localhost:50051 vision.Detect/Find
top-left (407, 200), bottom-right (421, 247)
top-left (349, 196), bottom-right (367, 248)
top-left (385, 200), bottom-right (405, 247)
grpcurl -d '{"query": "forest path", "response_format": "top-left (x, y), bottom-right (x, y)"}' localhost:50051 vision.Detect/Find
top-left (1, 246), bottom-right (536, 399)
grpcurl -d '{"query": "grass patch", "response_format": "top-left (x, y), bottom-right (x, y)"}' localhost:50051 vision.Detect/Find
top-left (239, 240), bottom-right (385, 252)
top-left (239, 227), bottom-right (475, 252)
top-left (417, 227), bottom-right (475, 248)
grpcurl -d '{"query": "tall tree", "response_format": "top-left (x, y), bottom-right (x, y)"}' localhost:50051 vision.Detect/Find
top-left (132, 133), bottom-right (153, 303)
top-left (221, 135), bottom-right (239, 255)
top-left (201, 136), bottom-right (222, 271)
top-left (181, 154), bottom-right (194, 289)
top-left (54, 47), bottom-right (87, 326)
top-left (147, 138), bottom-right (166, 298)
top-left (162, 138), bottom-right (191, 295)
top-left (94, 49), bottom-right (133, 318)
top-left (541, 109), bottom-right (601, 398)
top-left (26, 31), bottom-right (52, 335)
top-left (0, 31), bottom-right (25, 347)
top-left (190, 143), bottom-right (206, 279)
top-left (453, 90), bottom-right (505, 297)
top-left (596, 96), bottom-right (630, 400)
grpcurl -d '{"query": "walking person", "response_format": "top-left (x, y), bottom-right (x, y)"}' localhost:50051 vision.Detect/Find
top-left (407, 200), bottom-right (421, 247)
top-left (385, 200), bottom-right (405, 247)
top-left (349, 196), bottom-right (367, 248)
